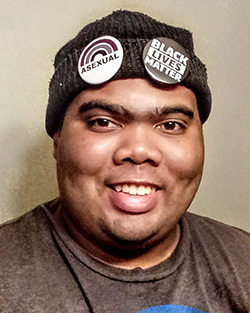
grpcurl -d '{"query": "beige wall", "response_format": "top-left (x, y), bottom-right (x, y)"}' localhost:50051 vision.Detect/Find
top-left (0, 0), bottom-right (249, 231)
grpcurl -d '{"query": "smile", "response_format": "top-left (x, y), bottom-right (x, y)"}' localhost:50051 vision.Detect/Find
top-left (109, 182), bottom-right (160, 196)
top-left (108, 183), bottom-right (160, 214)
top-left (112, 184), bottom-right (157, 196)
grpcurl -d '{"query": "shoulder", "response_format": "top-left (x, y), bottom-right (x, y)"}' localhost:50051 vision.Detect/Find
top-left (184, 212), bottom-right (250, 244)
top-left (183, 212), bottom-right (250, 272)
top-left (0, 200), bottom-right (58, 273)
top-left (0, 204), bottom-right (51, 248)
top-left (0, 200), bottom-right (83, 310)
top-left (182, 213), bottom-right (250, 311)
top-left (0, 201), bottom-right (60, 287)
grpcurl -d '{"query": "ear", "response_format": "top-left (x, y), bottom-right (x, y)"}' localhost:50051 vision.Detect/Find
top-left (53, 130), bottom-right (61, 160)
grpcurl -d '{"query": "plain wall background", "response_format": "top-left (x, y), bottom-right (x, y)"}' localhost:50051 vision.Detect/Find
top-left (0, 0), bottom-right (249, 231)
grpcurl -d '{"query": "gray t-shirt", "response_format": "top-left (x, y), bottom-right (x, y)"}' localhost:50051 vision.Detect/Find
top-left (1, 199), bottom-right (250, 312)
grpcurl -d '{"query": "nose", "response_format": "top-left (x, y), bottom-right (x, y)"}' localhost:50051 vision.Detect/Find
top-left (113, 125), bottom-right (162, 167)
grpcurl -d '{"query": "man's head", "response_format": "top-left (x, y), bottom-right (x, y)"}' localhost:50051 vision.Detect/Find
top-left (48, 11), bottom-right (210, 266)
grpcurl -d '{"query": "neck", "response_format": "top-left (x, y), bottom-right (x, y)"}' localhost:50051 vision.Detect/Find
top-left (90, 226), bottom-right (180, 269)
top-left (54, 206), bottom-right (180, 269)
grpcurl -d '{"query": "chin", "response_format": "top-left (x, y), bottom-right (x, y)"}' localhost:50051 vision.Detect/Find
top-left (101, 225), bottom-right (163, 252)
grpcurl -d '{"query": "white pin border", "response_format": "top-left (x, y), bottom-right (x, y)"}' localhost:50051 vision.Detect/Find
top-left (78, 35), bottom-right (124, 85)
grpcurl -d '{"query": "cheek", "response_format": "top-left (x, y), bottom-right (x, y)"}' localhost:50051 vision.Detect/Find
top-left (57, 135), bottom-right (116, 177)
top-left (163, 137), bottom-right (204, 181)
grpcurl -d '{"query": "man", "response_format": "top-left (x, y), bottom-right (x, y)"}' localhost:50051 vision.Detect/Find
top-left (0, 10), bottom-right (249, 313)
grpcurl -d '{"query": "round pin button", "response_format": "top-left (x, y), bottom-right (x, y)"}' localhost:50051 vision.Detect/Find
top-left (143, 37), bottom-right (190, 84)
top-left (78, 36), bottom-right (124, 85)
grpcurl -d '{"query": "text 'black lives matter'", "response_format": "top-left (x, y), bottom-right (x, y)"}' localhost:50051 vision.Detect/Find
top-left (143, 38), bottom-right (190, 84)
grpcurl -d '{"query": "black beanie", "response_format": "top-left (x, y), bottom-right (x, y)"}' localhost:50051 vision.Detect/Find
top-left (46, 10), bottom-right (211, 137)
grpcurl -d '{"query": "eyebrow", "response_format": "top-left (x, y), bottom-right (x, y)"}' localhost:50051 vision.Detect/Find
top-left (79, 101), bottom-right (194, 119)
top-left (155, 106), bottom-right (194, 119)
top-left (79, 101), bottom-right (132, 118)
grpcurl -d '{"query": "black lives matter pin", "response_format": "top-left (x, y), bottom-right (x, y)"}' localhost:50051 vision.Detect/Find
top-left (143, 38), bottom-right (190, 84)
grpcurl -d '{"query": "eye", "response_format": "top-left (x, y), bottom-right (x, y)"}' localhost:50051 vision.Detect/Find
top-left (87, 117), bottom-right (122, 132)
top-left (155, 121), bottom-right (185, 134)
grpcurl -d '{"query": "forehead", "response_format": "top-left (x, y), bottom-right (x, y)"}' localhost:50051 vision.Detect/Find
top-left (68, 78), bottom-right (198, 115)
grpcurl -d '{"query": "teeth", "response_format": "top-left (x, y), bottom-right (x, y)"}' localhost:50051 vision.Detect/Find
top-left (145, 186), bottom-right (152, 195)
top-left (122, 185), bottom-right (129, 193)
top-left (114, 184), bottom-right (155, 196)
top-left (115, 185), bottom-right (122, 192)
top-left (129, 185), bottom-right (137, 195)
top-left (138, 186), bottom-right (146, 196)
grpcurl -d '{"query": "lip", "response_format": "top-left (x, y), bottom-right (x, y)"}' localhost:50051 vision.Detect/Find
top-left (108, 182), bottom-right (160, 214)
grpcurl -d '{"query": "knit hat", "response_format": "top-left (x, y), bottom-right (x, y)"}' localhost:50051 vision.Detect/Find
top-left (46, 10), bottom-right (211, 137)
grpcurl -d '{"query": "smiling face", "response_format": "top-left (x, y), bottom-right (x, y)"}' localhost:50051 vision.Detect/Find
top-left (53, 78), bottom-right (204, 264)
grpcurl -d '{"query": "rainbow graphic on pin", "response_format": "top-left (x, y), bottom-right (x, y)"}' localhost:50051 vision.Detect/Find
top-left (78, 35), bottom-right (124, 85)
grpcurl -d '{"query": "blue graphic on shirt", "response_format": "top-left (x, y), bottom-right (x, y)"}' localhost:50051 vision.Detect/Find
top-left (137, 304), bottom-right (208, 313)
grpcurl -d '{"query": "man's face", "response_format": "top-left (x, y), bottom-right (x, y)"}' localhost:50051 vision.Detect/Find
top-left (53, 78), bottom-right (204, 253)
